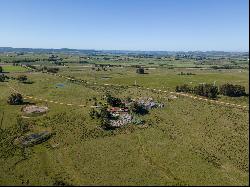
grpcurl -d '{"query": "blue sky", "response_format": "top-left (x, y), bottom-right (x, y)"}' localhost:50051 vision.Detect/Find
top-left (0, 0), bottom-right (248, 51)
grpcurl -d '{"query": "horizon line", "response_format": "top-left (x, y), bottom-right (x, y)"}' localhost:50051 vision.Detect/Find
top-left (0, 46), bottom-right (249, 53)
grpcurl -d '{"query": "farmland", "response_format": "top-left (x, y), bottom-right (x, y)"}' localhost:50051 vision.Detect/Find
top-left (0, 51), bottom-right (249, 186)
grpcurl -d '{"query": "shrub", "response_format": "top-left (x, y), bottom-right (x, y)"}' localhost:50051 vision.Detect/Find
top-left (0, 74), bottom-right (5, 82)
top-left (136, 68), bottom-right (144, 74)
top-left (176, 83), bottom-right (218, 98)
top-left (98, 106), bottom-right (115, 130)
top-left (7, 93), bottom-right (23, 105)
top-left (89, 109), bottom-right (100, 119)
top-left (106, 94), bottom-right (124, 107)
top-left (99, 106), bottom-right (111, 119)
top-left (47, 67), bottom-right (59, 73)
top-left (219, 84), bottom-right (246, 97)
top-left (176, 84), bottom-right (192, 93)
top-left (129, 102), bottom-right (149, 115)
top-left (26, 64), bottom-right (37, 71)
top-left (17, 75), bottom-right (28, 82)
top-left (194, 84), bottom-right (218, 98)
top-left (101, 118), bottom-right (115, 130)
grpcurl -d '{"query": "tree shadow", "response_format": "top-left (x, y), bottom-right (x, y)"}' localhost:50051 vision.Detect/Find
top-left (23, 101), bottom-right (36, 105)
top-left (22, 81), bottom-right (34, 84)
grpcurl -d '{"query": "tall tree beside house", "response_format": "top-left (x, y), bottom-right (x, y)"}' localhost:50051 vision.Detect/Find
top-left (129, 102), bottom-right (149, 115)
top-left (106, 94), bottom-right (124, 107)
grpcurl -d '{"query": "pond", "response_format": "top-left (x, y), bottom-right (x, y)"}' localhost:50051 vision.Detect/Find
top-left (55, 83), bottom-right (65, 88)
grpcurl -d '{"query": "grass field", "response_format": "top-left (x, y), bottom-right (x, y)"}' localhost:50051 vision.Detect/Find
top-left (1, 65), bottom-right (27, 73)
top-left (0, 61), bottom-right (249, 185)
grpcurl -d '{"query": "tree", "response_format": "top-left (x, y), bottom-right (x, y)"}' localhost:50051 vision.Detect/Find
top-left (89, 108), bottom-right (99, 119)
top-left (219, 83), bottom-right (246, 97)
top-left (176, 84), bottom-right (192, 93)
top-left (0, 74), bottom-right (5, 82)
top-left (176, 83), bottom-right (218, 98)
top-left (0, 66), bottom-right (2, 73)
top-left (98, 106), bottom-right (115, 130)
top-left (99, 106), bottom-right (111, 119)
top-left (47, 67), bottom-right (59, 73)
top-left (17, 75), bottom-right (28, 82)
top-left (7, 93), bottom-right (23, 105)
top-left (194, 84), bottom-right (218, 98)
top-left (129, 102), bottom-right (148, 115)
top-left (106, 94), bottom-right (124, 107)
top-left (136, 68), bottom-right (144, 74)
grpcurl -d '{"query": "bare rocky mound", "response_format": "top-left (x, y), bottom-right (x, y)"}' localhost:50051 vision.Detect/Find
top-left (22, 105), bottom-right (49, 115)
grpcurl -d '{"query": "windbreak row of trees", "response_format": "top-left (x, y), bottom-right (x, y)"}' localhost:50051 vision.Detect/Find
top-left (176, 83), bottom-right (247, 98)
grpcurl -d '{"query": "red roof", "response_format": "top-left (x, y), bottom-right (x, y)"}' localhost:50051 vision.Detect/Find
top-left (108, 107), bottom-right (128, 112)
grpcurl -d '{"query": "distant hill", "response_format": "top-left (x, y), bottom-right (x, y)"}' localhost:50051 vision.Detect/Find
top-left (0, 47), bottom-right (248, 58)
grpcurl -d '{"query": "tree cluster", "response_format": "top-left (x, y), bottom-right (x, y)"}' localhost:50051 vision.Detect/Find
top-left (176, 83), bottom-right (218, 98)
top-left (193, 84), bottom-right (218, 98)
top-left (176, 83), bottom-right (247, 98)
top-left (219, 83), bottom-right (246, 97)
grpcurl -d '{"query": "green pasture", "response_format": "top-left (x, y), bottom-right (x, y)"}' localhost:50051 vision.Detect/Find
top-left (1, 65), bottom-right (27, 72)
top-left (0, 61), bottom-right (249, 185)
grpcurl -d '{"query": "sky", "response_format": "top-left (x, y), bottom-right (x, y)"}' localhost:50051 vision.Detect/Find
top-left (0, 0), bottom-right (248, 51)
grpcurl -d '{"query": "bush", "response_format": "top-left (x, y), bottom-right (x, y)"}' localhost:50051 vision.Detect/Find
top-left (17, 75), bottom-right (28, 82)
top-left (101, 118), bottom-right (115, 130)
top-left (99, 106), bottom-right (111, 119)
top-left (219, 83), bottom-right (246, 97)
top-left (26, 64), bottom-right (37, 71)
top-left (0, 74), bottom-right (5, 82)
top-left (129, 102), bottom-right (149, 115)
top-left (7, 93), bottom-right (23, 105)
top-left (176, 83), bottom-right (218, 98)
top-left (194, 84), bottom-right (218, 98)
top-left (176, 84), bottom-right (192, 93)
top-left (47, 67), bottom-right (59, 73)
top-left (106, 94), bottom-right (124, 107)
top-left (89, 108), bottom-right (100, 119)
top-left (136, 68), bottom-right (144, 74)
top-left (98, 106), bottom-right (115, 130)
